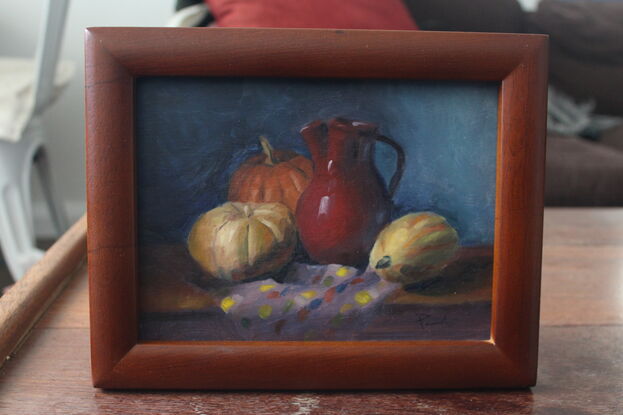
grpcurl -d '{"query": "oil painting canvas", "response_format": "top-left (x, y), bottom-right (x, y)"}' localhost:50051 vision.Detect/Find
top-left (136, 77), bottom-right (498, 342)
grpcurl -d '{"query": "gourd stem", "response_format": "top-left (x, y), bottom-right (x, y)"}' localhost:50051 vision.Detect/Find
top-left (259, 135), bottom-right (276, 166)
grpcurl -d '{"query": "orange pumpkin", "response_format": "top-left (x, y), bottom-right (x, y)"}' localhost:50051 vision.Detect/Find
top-left (228, 136), bottom-right (313, 212)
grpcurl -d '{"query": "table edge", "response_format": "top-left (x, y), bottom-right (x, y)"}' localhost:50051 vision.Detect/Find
top-left (0, 216), bottom-right (87, 367)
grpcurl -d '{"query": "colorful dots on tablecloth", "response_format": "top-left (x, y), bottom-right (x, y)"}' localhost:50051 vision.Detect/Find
top-left (300, 290), bottom-right (317, 299)
top-left (324, 287), bottom-right (336, 303)
top-left (282, 299), bottom-right (294, 313)
top-left (336, 267), bottom-right (349, 277)
top-left (220, 296), bottom-right (236, 313)
top-left (258, 304), bottom-right (273, 319)
top-left (336, 282), bottom-right (349, 293)
top-left (221, 297), bottom-right (235, 312)
top-left (221, 263), bottom-right (402, 340)
top-left (267, 290), bottom-right (280, 299)
top-left (259, 284), bottom-right (276, 292)
top-left (355, 290), bottom-right (373, 306)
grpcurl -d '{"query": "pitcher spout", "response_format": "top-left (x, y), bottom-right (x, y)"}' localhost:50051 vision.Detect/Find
top-left (300, 120), bottom-right (328, 167)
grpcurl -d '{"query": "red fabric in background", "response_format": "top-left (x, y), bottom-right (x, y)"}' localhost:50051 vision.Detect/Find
top-left (205, 0), bottom-right (418, 30)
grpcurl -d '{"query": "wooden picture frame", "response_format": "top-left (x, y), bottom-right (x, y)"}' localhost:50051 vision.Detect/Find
top-left (86, 27), bottom-right (547, 389)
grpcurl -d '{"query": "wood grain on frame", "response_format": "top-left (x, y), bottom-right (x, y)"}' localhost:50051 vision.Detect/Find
top-left (85, 27), bottom-right (548, 389)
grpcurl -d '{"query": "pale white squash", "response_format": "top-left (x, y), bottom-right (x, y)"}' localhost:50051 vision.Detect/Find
top-left (188, 202), bottom-right (296, 281)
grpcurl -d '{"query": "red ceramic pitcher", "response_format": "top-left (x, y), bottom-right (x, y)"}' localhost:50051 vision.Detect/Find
top-left (296, 117), bottom-right (405, 266)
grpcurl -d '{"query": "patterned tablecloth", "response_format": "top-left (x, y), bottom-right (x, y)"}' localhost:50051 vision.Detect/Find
top-left (221, 263), bottom-right (401, 340)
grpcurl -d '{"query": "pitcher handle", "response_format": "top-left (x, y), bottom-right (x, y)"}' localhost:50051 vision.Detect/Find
top-left (376, 135), bottom-right (405, 198)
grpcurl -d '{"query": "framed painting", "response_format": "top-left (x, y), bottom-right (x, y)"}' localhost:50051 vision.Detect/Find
top-left (86, 27), bottom-right (547, 389)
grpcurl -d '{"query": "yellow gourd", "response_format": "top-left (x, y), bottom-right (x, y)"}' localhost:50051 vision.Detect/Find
top-left (188, 202), bottom-right (296, 281)
top-left (369, 212), bottom-right (459, 285)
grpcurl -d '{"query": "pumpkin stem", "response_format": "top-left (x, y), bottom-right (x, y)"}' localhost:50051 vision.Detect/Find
top-left (259, 135), bottom-right (276, 166)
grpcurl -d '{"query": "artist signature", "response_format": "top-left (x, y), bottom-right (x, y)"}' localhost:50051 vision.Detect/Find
top-left (414, 313), bottom-right (447, 329)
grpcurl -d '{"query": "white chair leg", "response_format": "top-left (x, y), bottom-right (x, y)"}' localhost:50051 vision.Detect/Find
top-left (34, 146), bottom-right (69, 234)
top-left (0, 173), bottom-right (44, 281)
top-left (0, 132), bottom-right (45, 281)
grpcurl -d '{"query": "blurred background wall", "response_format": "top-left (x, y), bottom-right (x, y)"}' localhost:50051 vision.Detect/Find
top-left (0, 0), bottom-right (171, 237)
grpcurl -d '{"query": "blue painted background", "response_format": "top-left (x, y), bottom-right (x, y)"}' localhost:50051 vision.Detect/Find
top-left (136, 77), bottom-right (498, 247)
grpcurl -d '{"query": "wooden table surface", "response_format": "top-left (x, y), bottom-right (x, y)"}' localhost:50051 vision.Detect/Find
top-left (1, 208), bottom-right (622, 414)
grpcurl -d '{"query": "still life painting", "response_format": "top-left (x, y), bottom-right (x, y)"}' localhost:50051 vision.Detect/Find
top-left (136, 77), bottom-right (498, 342)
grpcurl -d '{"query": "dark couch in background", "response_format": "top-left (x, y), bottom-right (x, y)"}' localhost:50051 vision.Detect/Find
top-left (404, 0), bottom-right (623, 206)
top-left (181, 0), bottom-right (623, 206)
